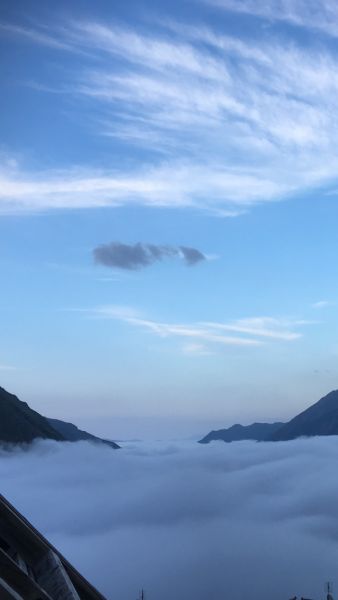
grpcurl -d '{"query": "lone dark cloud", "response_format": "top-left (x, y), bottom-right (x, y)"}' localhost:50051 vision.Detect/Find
top-left (179, 246), bottom-right (205, 265)
top-left (93, 242), bottom-right (206, 270)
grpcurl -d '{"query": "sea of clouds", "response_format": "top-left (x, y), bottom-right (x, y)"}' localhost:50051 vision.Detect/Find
top-left (1, 438), bottom-right (338, 600)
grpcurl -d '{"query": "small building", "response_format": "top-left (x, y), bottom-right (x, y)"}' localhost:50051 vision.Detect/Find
top-left (0, 493), bottom-right (107, 599)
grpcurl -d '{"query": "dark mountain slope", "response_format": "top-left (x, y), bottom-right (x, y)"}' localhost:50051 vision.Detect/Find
top-left (0, 386), bottom-right (120, 448)
top-left (47, 418), bottom-right (120, 449)
top-left (199, 422), bottom-right (284, 444)
top-left (268, 390), bottom-right (338, 441)
top-left (0, 387), bottom-right (64, 444)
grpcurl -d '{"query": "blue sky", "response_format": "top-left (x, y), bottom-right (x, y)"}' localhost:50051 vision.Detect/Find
top-left (1, 0), bottom-right (338, 438)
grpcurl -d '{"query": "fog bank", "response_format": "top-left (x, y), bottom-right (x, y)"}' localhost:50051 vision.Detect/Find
top-left (1, 438), bottom-right (338, 599)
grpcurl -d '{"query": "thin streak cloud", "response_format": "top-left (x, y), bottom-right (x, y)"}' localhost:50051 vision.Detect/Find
top-left (202, 317), bottom-right (307, 341)
top-left (206, 0), bottom-right (338, 39)
top-left (311, 300), bottom-right (334, 309)
top-left (86, 306), bottom-right (308, 351)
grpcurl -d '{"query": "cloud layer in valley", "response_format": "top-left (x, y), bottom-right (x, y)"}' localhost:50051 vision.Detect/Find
top-left (93, 242), bottom-right (206, 270)
top-left (1, 438), bottom-right (338, 600)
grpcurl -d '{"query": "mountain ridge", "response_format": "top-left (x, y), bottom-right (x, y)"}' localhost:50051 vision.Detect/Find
top-left (47, 417), bottom-right (120, 449)
top-left (199, 422), bottom-right (283, 444)
top-left (0, 386), bottom-right (120, 449)
top-left (267, 389), bottom-right (338, 441)
top-left (200, 389), bottom-right (338, 444)
top-left (0, 386), bottom-right (64, 444)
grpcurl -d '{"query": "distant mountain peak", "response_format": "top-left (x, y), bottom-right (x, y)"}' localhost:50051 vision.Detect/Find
top-left (268, 389), bottom-right (338, 441)
top-left (0, 386), bottom-right (120, 449)
top-left (199, 389), bottom-right (338, 445)
top-left (0, 386), bottom-right (64, 444)
top-left (47, 418), bottom-right (120, 449)
top-left (199, 422), bottom-right (284, 444)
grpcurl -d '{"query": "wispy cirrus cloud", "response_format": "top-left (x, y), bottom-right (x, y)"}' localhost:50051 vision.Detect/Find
top-left (3, 9), bottom-right (338, 214)
top-left (201, 317), bottom-right (307, 341)
top-left (91, 306), bottom-right (263, 348)
top-left (182, 343), bottom-right (213, 356)
top-left (311, 300), bottom-right (334, 309)
top-left (0, 161), bottom-right (287, 215)
top-left (206, 0), bottom-right (338, 39)
top-left (0, 23), bottom-right (75, 50)
top-left (72, 21), bottom-right (338, 156)
top-left (84, 306), bottom-right (308, 351)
